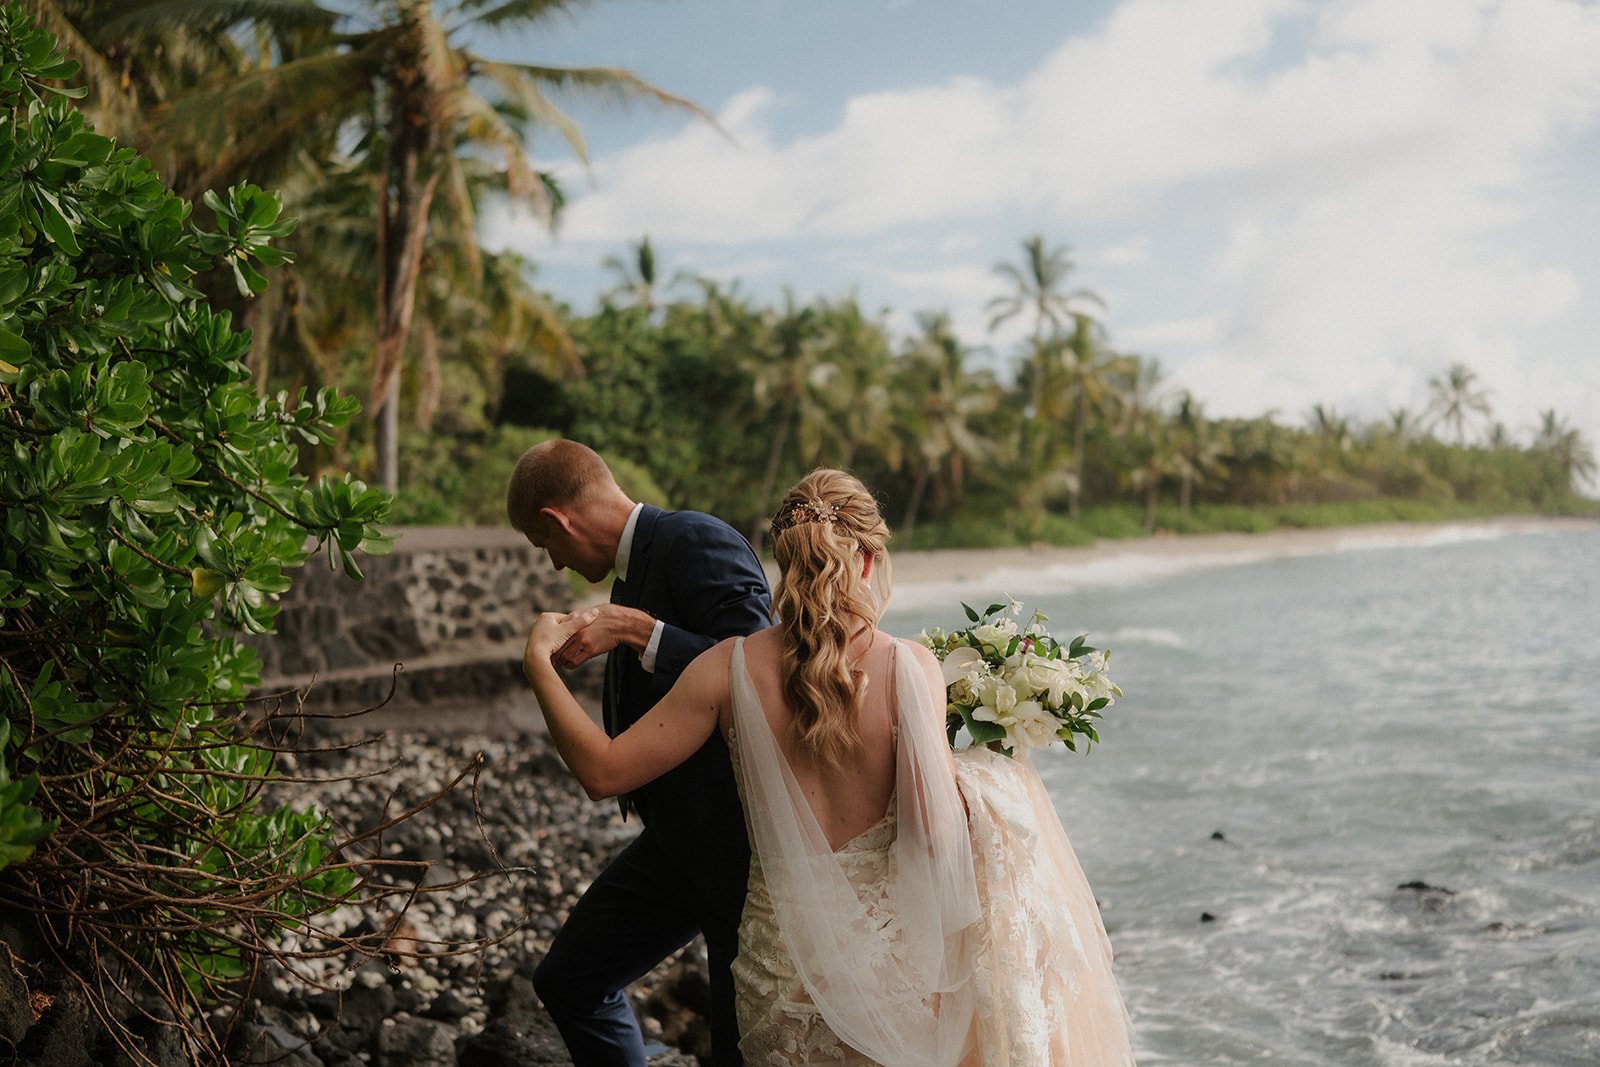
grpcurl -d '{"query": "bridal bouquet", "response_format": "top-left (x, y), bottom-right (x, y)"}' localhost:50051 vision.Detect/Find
top-left (915, 599), bottom-right (1120, 757)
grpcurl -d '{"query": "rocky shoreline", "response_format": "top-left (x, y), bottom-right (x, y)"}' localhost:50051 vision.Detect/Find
top-left (7, 726), bottom-right (710, 1067)
top-left (238, 727), bottom-right (710, 1067)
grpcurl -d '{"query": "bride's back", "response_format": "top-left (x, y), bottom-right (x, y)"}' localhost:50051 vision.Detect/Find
top-left (737, 626), bottom-right (898, 851)
top-left (755, 468), bottom-right (912, 851)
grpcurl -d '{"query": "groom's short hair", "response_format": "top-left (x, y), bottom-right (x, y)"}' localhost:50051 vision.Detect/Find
top-left (506, 439), bottom-right (617, 534)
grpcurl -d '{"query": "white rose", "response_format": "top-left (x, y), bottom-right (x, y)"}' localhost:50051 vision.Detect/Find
top-left (1018, 656), bottom-right (1061, 698)
top-left (1008, 700), bottom-right (1058, 751)
top-left (1049, 667), bottom-right (1087, 708)
top-left (971, 622), bottom-right (1013, 654)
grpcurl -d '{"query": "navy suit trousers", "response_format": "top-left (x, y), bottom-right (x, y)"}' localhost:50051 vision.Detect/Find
top-left (533, 825), bottom-right (746, 1066)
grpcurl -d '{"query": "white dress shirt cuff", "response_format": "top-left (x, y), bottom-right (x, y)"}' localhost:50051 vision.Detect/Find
top-left (640, 619), bottom-right (666, 673)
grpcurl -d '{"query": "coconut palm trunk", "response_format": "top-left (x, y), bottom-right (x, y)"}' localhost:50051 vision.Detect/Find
top-left (372, 68), bottom-right (443, 490)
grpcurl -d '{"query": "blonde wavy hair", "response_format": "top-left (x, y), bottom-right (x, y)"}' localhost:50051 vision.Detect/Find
top-left (769, 469), bottom-right (892, 768)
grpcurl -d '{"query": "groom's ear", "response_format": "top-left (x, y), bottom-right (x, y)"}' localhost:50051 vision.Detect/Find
top-left (540, 506), bottom-right (577, 537)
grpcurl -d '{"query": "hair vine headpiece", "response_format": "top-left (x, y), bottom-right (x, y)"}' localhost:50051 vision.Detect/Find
top-left (771, 497), bottom-right (839, 533)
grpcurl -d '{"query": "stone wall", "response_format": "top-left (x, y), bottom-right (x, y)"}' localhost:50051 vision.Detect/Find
top-left (244, 527), bottom-right (599, 734)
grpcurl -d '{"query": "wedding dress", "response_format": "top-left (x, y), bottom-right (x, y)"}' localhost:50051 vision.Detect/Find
top-left (727, 638), bottom-right (1136, 1067)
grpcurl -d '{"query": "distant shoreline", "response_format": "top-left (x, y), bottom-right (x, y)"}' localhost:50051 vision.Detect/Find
top-left (575, 514), bottom-right (1595, 611)
top-left (862, 515), bottom-right (1597, 607)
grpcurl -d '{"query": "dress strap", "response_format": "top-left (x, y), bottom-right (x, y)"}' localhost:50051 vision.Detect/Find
top-left (887, 638), bottom-right (901, 731)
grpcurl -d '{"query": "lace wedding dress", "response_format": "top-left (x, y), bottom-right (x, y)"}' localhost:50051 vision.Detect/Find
top-left (727, 638), bottom-right (1136, 1067)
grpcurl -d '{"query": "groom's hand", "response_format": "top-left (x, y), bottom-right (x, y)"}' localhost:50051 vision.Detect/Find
top-left (551, 604), bottom-right (655, 670)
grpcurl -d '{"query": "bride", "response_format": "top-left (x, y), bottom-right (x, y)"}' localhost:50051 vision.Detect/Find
top-left (523, 469), bottom-right (1136, 1066)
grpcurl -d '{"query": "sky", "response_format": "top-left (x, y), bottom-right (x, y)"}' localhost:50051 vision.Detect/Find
top-left (476, 0), bottom-right (1600, 475)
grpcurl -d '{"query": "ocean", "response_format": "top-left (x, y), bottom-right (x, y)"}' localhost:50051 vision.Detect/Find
top-left (882, 521), bottom-right (1600, 1066)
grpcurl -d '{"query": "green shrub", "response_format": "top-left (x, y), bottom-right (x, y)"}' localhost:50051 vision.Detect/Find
top-left (1030, 512), bottom-right (1097, 548)
top-left (900, 516), bottom-right (1020, 551)
top-left (1078, 504), bottom-right (1148, 541)
top-left (0, 7), bottom-right (403, 1057)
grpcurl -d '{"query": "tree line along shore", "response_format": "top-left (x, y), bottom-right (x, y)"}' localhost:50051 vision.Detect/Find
top-left (28, 5), bottom-right (1595, 554)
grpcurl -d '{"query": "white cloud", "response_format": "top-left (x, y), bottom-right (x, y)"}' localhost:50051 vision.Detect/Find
top-left (489, 0), bottom-right (1600, 462)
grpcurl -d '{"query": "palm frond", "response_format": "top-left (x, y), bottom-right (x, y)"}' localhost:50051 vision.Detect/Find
top-left (15, 0), bottom-right (140, 137)
top-left (469, 58), bottom-right (588, 161)
top-left (152, 46), bottom-right (376, 192)
top-left (453, 0), bottom-right (590, 31)
top-left (480, 57), bottom-right (713, 123)
top-left (92, 0), bottom-right (338, 44)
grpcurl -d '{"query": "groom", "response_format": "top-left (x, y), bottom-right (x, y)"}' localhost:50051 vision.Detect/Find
top-left (507, 439), bottom-right (772, 1066)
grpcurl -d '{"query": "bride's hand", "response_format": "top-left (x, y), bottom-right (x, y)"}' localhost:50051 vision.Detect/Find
top-left (524, 610), bottom-right (593, 671)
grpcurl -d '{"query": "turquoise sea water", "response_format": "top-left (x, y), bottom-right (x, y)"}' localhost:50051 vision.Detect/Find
top-left (883, 522), bottom-right (1600, 1066)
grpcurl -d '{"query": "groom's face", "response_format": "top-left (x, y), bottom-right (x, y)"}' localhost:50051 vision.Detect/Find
top-left (525, 509), bottom-right (613, 584)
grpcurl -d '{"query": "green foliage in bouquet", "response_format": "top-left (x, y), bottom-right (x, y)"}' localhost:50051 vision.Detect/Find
top-left (917, 600), bottom-right (1120, 757)
top-left (0, 4), bottom-right (399, 1055)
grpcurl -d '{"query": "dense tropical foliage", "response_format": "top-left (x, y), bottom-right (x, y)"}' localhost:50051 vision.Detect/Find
top-left (477, 269), bottom-right (1595, 553)
top-left (0, 8), bottom-right (458, 1061)
top-left (30, 0), bottom-right (700, 492)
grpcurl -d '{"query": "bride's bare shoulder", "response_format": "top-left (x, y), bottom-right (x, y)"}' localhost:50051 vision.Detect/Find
top-left (742, 625), bottom-right (783, 656)
top-left (897, 635), bottom-right (941, 668)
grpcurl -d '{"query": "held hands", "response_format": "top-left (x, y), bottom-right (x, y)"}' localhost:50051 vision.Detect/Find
top-left (523, 604), bottom-right (656, 677)
top-left (546, 603), bottom-right (655, 671)
top-left (524, 610), bottom-right (590, 678)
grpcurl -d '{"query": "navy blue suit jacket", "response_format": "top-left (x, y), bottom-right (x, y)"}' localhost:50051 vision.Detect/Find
top-left (605, 505), bottom-right (773, 870)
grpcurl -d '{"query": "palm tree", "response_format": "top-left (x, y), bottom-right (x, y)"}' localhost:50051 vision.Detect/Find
top-left (147, 0), bottom-right (706, 491)
top-left (1425, 363), bottom-right (1492, 447)
top-left (1058, 313), bottom-right (1121, 519)
top-left (1171, 391), bottom-right (1226, 514)
top-left (1126, 412), bottom-right (1180, 534)
top-left (747, 292), bottom-right (825, 549)
top-left (1307, 403), bottom-right (1352, 451)
top-left (801, 295), bottom-right (895, 473)
top-left (891, 312), bottom-right (996, 541)
top-left (986, 235), bottom-right (1102, 345)
top-left (18, 0), bottom-right (330, 142)
top-left (602, 235), bottom-right (660, 313)
top-left (987, 234), bottom-right (1103, 419)
top-left (1384, 406), bottom-right (1424, 443)
top-left (1533, 410), bottom-right (1598, 495)
top-left (1109, 354), bottom-right (1175, 530)
top-left (987, 236), bottom-right (1103, 535)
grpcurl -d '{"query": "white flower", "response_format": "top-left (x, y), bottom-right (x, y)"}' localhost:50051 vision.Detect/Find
top-left (972, 677), bottom-right (1019, 723)
top-left (1079, 651), bottom-right (1119, 703)
top-left (971, 701), bottom-right (1004, 725)
top-left (1008, 700), bottom-right (1058, 751)
top-left (939, 645), bottom-right (984, 688)
top-left (949, 672), bottom-right (978, 705)
top-left (934, 598), bottom-right (1118, 757)
top-left (1015, 655), bottom-right (1057, 694)
top-left (971, 621), bottom-right (1016, 654)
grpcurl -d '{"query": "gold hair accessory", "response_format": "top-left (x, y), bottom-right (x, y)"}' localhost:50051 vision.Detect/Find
top-left (771, 498), bottom-right (839, 533)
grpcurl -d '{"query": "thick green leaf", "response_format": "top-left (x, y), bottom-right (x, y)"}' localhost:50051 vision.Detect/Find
top-left (29, 186), bottom-right (80, 256)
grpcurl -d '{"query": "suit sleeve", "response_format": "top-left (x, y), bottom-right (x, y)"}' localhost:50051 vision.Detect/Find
top-left (647, 518), bottom-right (773, 701)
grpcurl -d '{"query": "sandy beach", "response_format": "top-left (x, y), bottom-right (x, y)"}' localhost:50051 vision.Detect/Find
top-left (867, 515), bottom-right (1595, 609)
